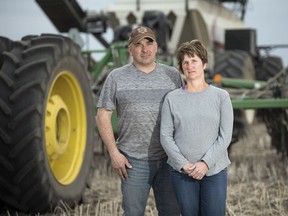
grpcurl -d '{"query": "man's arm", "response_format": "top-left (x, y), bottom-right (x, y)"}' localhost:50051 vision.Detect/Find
top-left (95, 108), bottom-right (117, 154)
top-left (95, 108), bottom-right (132, 179)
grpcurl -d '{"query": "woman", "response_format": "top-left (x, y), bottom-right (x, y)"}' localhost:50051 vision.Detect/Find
top-left (160, 39), bottom-right (234, 216)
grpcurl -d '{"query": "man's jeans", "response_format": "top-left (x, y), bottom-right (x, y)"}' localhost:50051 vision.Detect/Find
top-left (170, 167), bottom-right (227, 216)
top-left (121, 156), bottom-right (180, 216)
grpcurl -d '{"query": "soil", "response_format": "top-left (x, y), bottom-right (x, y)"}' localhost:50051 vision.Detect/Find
top-left (79, 119), bottom-right (288, 216)
top-left (1, 120), bottom-right (288, 215)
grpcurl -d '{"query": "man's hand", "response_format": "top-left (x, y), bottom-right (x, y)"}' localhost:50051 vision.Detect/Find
top-left (96, 109), bottom-right (132, 179)
top-left (109, 149), bottom-right (132, 179)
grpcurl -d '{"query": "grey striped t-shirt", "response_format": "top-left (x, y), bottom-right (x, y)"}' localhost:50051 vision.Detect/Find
top-left (97, 62), bottom-right (183, 160)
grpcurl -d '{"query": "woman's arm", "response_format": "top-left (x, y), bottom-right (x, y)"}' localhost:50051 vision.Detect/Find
top-left (160, 97), bottom-right (189, 171)
top-left (201, 93), bottom-right (234, 168)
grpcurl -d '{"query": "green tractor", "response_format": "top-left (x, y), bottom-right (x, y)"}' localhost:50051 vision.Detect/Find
top-left (0, 0), bottom-right (287, 213)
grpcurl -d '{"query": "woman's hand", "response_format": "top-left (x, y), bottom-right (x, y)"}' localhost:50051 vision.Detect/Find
top-left (182, 163), bottom-right (196, 174)
top-left (188, 161), bottom-right (208, 180)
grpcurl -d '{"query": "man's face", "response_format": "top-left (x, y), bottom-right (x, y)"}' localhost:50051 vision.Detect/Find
top-left (128, 38), bottom-right (158, 67)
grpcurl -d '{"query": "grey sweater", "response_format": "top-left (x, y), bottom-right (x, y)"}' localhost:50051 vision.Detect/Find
top-left (160, 85), bottom-right (233, 176)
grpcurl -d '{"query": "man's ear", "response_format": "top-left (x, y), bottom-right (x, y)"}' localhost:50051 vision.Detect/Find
top-left (128, 46), bottom-right (132, 55)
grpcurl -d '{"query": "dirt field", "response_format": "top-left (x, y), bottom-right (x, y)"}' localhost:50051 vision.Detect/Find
top-left (62, 120), bottom-right (288, 216)
top-left (2, 120), bottom-right (288, 215)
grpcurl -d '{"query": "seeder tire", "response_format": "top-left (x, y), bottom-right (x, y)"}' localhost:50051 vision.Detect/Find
top-left (0, 34), bottom-right (95, 213)
top-left (259, 66), bottom-right (288, 157)
top-left (255, 56), bottom-right (283, 81)
top-left (214, 50), bottom-right (255, 145)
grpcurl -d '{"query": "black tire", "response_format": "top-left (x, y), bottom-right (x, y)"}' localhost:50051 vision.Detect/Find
top-left (0, 36), bottom-right (13, 67)
top-left (0, 36), bottom-right (13, 213)
top-left (214, 50), bottom-right (255, 146)
top-left (260, 108), bottom-right (288, 157)
top-left (258, 67), bottom-right (288, 157)
top-left (255, 56), bottom-right (283, 123)
top-left (255, 56), bottom-right (283, 81)
top-left (0, 34), bottom-right (95, 213)
top-left (283, 66), bottom-right (288, 98)
top-left (214, 50), bottom-right (255, 80)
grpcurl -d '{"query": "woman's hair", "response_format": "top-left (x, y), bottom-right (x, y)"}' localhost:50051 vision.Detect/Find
top-left (176, 39), bottom-right (208, 73)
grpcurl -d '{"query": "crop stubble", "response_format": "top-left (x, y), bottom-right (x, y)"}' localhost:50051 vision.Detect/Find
top-left (2, 120), bottom-right (288, 215)
top-left (80, 120), bottom-right (288, 216)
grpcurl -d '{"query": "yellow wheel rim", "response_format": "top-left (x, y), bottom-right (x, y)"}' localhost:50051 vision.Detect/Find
top-left (45, 71), bottom-right (87, 185)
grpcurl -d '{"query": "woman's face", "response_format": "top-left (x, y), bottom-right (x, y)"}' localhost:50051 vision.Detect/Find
top-left (181, 53), bottom-right (206, 81)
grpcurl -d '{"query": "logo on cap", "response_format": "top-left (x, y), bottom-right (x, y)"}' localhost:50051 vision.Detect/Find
top-left (128, 26), bottom-right (156, 45)
top-left (136, 26), bottom-right (149, 34)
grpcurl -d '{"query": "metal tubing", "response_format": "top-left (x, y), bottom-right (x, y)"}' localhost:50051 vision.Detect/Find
top-left (232, 98), bottom-right (288, 109)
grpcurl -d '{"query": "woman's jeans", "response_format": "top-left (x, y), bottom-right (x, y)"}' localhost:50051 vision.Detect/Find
top-left (121, 156), bottom-right (180, 216)
top-left (170, 167), bottom-right (227, 216)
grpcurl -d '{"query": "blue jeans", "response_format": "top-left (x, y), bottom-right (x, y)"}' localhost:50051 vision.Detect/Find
top-left (170, 167), bottom-right (227, 216)
top-left (121, 156), bottom-right (180, 216)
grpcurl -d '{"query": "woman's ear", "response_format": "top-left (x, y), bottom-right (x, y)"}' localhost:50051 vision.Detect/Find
top-left (203, 63), bottom-right (207, 70)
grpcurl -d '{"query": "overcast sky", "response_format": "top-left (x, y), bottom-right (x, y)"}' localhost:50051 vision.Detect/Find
top-left (0, 0), bottom-right (287, 67)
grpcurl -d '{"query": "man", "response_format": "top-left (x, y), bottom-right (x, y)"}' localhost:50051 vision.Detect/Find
top-left (96, 26), bottom-right (182, 216)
